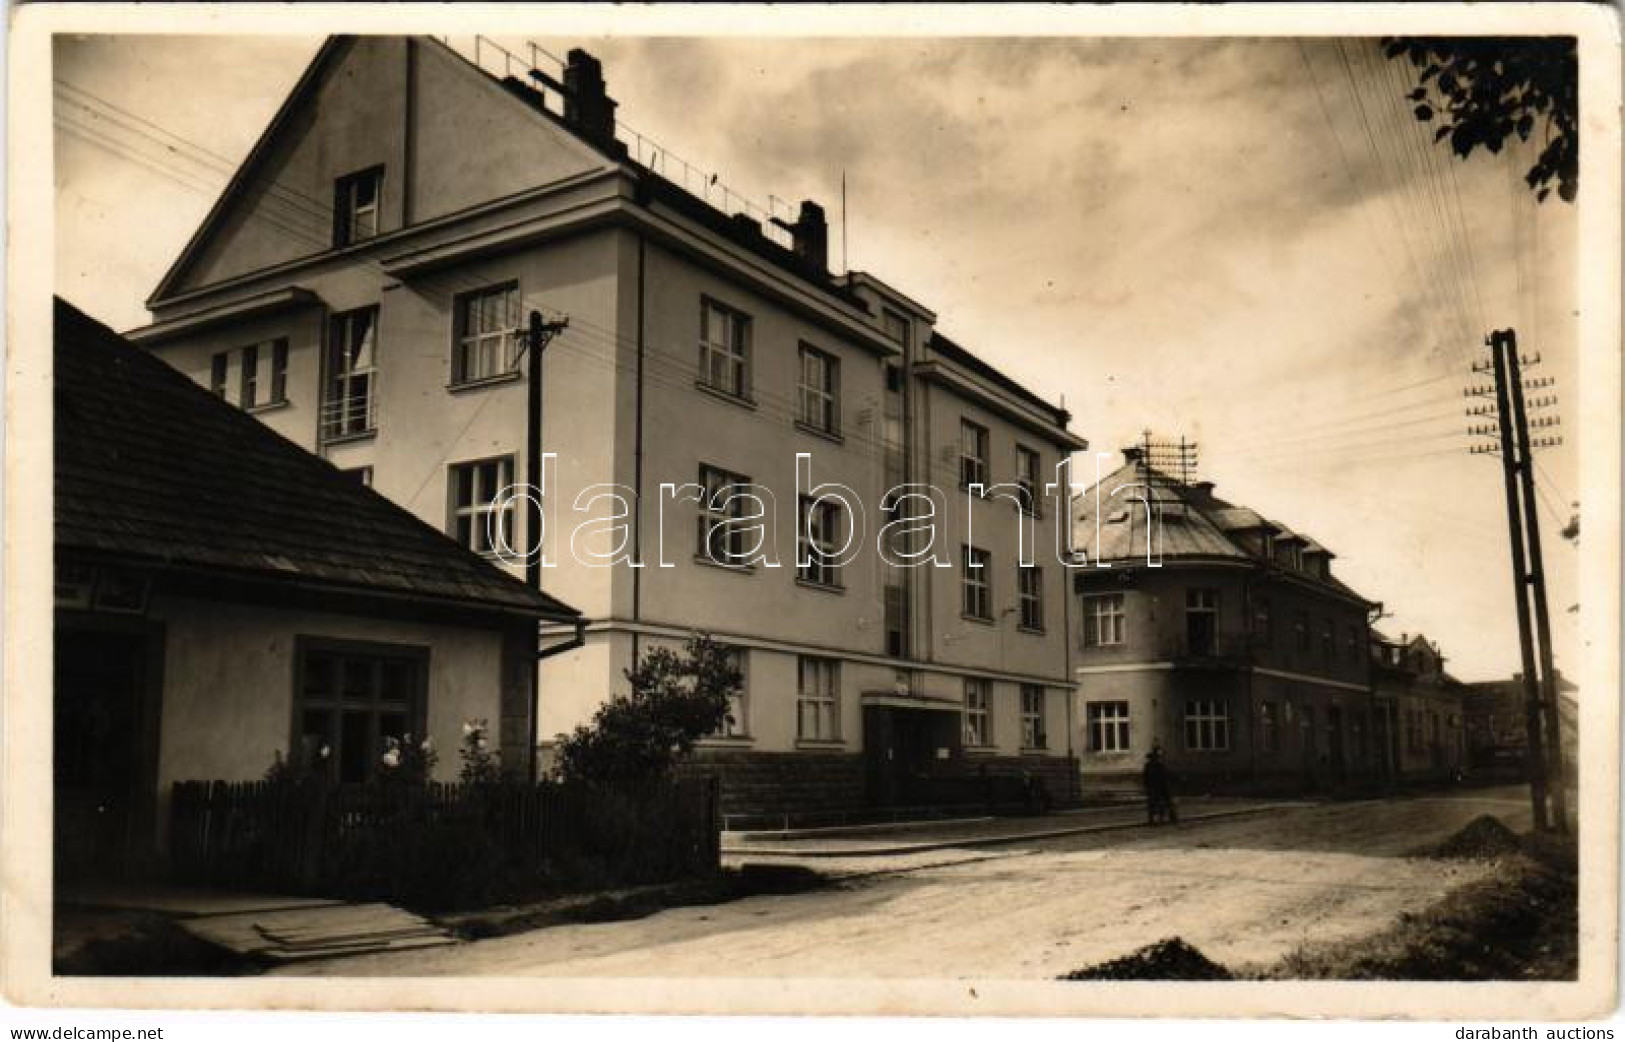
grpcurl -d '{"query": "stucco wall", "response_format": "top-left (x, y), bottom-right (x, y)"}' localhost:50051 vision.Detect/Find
top-left (150, 595), bottom-right (512, 796)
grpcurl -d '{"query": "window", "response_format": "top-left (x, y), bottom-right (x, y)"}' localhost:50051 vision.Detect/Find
top-left (698, 297), bottom-right (751, 399)
top-left (1021, 685), bottom-right (1047, 749)
top-left (961, 544), bottom-right (992, 620)
top-left (324, 307), bottom-right (379, 440)
top-left (342, 466), bottom-right (373, 487)
top-left (1302, 704), bottom-right (1318, 753)
top-left (959, 419), bottom-right (990, 488)
top-left (1084, 593), bottom-right (1126, 647)
top-left (448, 457), bottom-right (516, 556)
top-left (333, 167), bottom-right (383, 247)
top-left (237, 338), bottom-right (288, 409)
top-left (1321, 618), bottom-right (1335, 661)
top-left (210, 352), bottom-right (229, 397)
top-left (1186, 588), bottom-right (1219, 656)
top-left (884, 583), bottom-right (908, 658)
top-left (1087, 700), bottom-right (1130, 753)
top-left (697, 464), bottom-right (752, 565)
top-left (964, 678), bottom-right (992, 747)
top-left (454, 284), bottom-right (521, 385)
top-left (1346, 626), bottom-right (1360, 663)
top-left (1295, 610), bottom-right (1310, 652)
top-left (798, 495), bottom-right (844, 587)
top-left (712, 647), bottom-right (748, 738)
top-left (1017, 565), bottom-right (1044, 630)
top-left (1260, 701), bottom-right (1280, 754)
top-left (1015, 445), bottom-right (1042, 517)
top-left (296, 641), bottom-right (424, 784)
top-left (1184, 699), bottom-right (1229, 751)
top-left (797, 344), bottom-right (840, 434)
top-left (241, 342), bottom-right (259, 408)
top-left (797, 656), bottom-right (840, 741)
top-left (1252, 597), bottom-right (1272, 648)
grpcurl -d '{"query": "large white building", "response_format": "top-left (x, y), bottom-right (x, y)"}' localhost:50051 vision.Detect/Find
top-left (131, 35), bottom-right (1090, 820)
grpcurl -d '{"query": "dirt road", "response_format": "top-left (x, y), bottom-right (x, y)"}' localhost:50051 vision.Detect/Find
top-left (277, 788), bottom-right (1531, 979)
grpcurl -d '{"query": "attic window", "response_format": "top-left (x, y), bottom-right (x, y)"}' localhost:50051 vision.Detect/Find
top-left (334, 167), bottom-right (383, 247)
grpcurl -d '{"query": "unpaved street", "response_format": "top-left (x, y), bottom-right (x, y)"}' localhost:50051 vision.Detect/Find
top-left (278, 789), bottom-right (1531, 979)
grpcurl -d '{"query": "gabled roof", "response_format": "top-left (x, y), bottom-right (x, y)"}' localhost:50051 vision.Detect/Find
top-left (56, 298), bottom-right (579, 621)
top-left (147, 36), bottom-right (351, 305)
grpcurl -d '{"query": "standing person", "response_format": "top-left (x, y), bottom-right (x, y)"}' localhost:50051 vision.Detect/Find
top-left (1143, 743), bottom-right (1177, 824)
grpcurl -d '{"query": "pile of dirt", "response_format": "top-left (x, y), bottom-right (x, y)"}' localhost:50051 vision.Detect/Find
top-left (1060, 937), bottom-right (1234, 981)
top-left (1431, 815), bottom-right (1523, 860)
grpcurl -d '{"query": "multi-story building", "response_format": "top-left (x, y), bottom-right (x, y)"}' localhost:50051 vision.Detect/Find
top-left (1369, 631), bottom-right (1468, 784)
top-left (1463, 670), bottom-right (1578, 782)
top-left (1070, 454), bottom-right (1379, 794)
top-left (127, 35), bottom-right (1088, 820)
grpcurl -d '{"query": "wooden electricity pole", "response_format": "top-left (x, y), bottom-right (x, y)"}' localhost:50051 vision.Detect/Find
top-left (521, 309), bottom-right (569, 590)
top-left (1473, 328), bottom-right (1566, 833)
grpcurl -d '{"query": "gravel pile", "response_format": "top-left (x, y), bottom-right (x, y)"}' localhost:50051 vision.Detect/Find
top-left (1432, 815), bottom-right (1523, 860)
top-left (1060, 937), bottom-right (1234, 981)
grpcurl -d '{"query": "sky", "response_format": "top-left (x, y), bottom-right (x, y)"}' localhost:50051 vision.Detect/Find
top-left (52, 33), bottom-right (1582, 682)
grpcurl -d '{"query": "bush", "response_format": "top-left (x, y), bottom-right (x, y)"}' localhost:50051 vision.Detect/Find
top-left (557, 634), bottom-right (741, 785)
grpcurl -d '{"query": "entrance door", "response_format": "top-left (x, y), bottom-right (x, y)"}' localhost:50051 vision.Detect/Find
top-left (1327, 706), bottom-right (1346, 781)
top-left (54, 627), bottom-right (158, 881)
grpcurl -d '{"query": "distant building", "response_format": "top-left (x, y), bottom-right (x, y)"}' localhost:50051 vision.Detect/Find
top-left (54, 298), bottom-right (580, 880)
top-left (1369, 631), bottom-right (1466, 783)
top-left (1463, 671), bottom-right (1578, 779)
top-left (126, 36), bottom-right (1088, 822)
top-left (1070, 454), bottom-right (1379, 795)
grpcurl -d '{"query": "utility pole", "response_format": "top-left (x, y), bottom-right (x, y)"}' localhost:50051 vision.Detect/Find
top-left (1501, 331), bottom-right (1569, 834)
top-left (520, 309), bottom-right (569, 590)
top-left (1470, 328), bottom-right (1562, 831)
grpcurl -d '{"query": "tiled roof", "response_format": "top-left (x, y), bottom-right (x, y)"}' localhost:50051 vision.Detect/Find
top-left (55, 298), bottom-right (579, 620)
top-left (1072, 461), bottom-right (1375, 606)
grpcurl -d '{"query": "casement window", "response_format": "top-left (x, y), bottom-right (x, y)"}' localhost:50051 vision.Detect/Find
top-left (961, 544), bottom-right (992, 620)
top-left (1083, 593), bottom-right (1126, 647)
top-left (1017, 564), bottom-right (1044, 631)
top-left (1186, 589), bottom-right (1219, 655)
top-left (698, 297), bottom-right (751, 399)
top-left (1346, 626), bottom-right (1360, 664)
top-left (697, 464), bottom-right (752, 565)
top-left (453, 283), bottom-right (521, 385)
top-left (296, 641), bottom-right (425, 784)
top-left (448, 456), bottom-right (516, 556)
top-left (1252, 597), bottom-right (1272, 648)
top-left (1020, 685), bottom-right (1047, 749)
top-left (963, 678), bottom-right (992, 747)
top-left (959, 419), bottom-right (990, 489)
top-left (712, 647), bottom-right (749, 738)
top-left (1321, 618), bottom-right (1335, 661)
top-left (797, 656), bottom-right (840, 742)
top-left (1184, 698), bottom-right (1230, 751)
top-left (333, 167), bottom-right (383, 247)
top-left (1015, 444), bottom-right (1042, 517)
top-left (884, 583), bottom-right (909, 658)
top-left (238, 338), bottom-right (289, 410)
top-left (1259, 700), bottom-right (1280, 754)
top-left (323, 307), bottom-right (379, 440)
top-left (1295, 610), bottom-right (1310, 652)
top-left (797, 495), bottom-right (844, 588)
top-left (797, 344), bottom-right (840, 435)
top-left (1086, 700), bottom-right (1130, 753)
top-left (210, 352), bottom-right (229, 397)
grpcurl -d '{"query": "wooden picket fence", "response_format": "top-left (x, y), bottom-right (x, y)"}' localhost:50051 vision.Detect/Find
top-left (168, 777), bottom-right (721, 908)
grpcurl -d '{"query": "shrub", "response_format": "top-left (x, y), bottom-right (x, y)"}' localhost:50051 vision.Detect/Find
top-left (556, 634), bottom-right (740, 785)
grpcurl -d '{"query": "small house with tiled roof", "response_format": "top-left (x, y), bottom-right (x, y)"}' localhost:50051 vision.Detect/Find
top-left (1071, 451), bottom-right (1381, 795)
top-left (54, 298), bottom-right (580, 878)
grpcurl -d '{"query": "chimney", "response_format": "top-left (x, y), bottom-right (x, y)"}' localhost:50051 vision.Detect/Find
top-left (791, 200), bottom-right (828, 272)
top-left (564, 49), bottom-right (618, 151)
